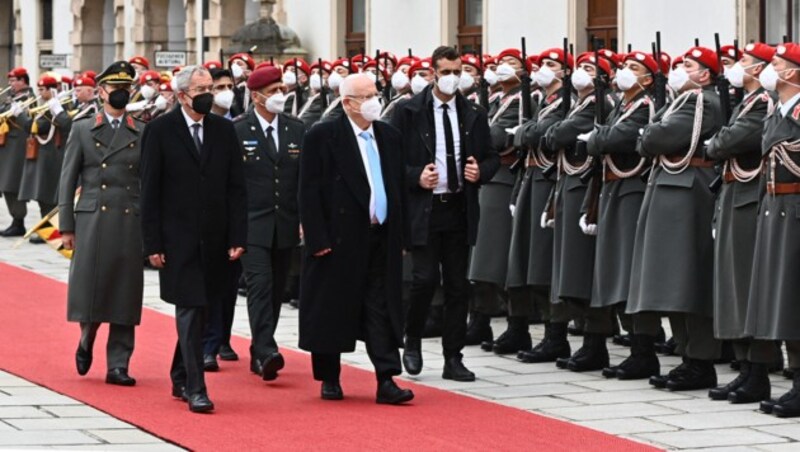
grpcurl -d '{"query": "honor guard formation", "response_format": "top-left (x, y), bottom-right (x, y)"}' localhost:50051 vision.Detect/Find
top-left (3, 34), bottom-right (800, 418)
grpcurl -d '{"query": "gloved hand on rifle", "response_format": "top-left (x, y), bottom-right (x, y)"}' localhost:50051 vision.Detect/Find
top-left (579, 214), bottom-right (597, 236)
top-left (126, 100), bottom-right (148, 112)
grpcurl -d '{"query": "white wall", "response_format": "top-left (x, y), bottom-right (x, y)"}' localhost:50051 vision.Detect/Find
top-left (485, 0), bottom-right (569, 54)
top-left (284, 0), bottom-right (336, 60)
top-left (622, 0), bottom-right (737, 59)
top-left (19, 0), bottom-right (38, 80)
top-left (368, 0), bottom-right (444, 58)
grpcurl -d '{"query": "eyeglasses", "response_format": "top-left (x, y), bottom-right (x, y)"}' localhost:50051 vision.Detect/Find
top-left (187, 85), bottom-right (214, 94)
top-left (346, 93), bottom-right (379, 102)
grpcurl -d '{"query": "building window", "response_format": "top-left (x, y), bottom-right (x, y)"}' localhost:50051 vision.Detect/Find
top-left (41, 0), bottom-right (53, 40)
top-left (346, 0), bottom-right (365, 57)
top-left (587, 0), bottom-right (617, 52)
top-left (760, 0), bottom-right (800, 44)
top-left (457, 0), bottom-right (482, 53)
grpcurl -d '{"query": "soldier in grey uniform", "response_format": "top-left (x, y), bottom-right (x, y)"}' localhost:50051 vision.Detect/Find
top-left (0, 67), bottom-right (34, 237)
top-left (59, 61), bottom-right (144, 386)
top-left (748, 42), bottom-right (800, 418)
top-left (545, 52), bottom-right (614, 371)
top-left (298, 60), bottom-right (332, 128)
top-left (706, 42), bottom-right (777, 404)
top-left (468, 48), bottom-right (526, 354)
top-left (628, 46), bottom-right (724, 391)
top-left (235, 66), bottom-right (307, 381)
top-left (506, 48), bottom-right (573, 364)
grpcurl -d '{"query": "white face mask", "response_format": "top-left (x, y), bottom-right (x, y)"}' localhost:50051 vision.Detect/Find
top-left (615, 68), bottom-right (640, 92)
top-left (668, 67), bottom-right (704, 92)
top-left (571, 68), bottom-right (594, 90)
top-left (459, 72), bottom-right (476, 92)
top-left (359, 97), bottom-right (383, 122)
top-left (282, 71), bottom-right (297, 86)
top-left (534, 66), bottom-right (558, 88)
top-left (496, 63), bottom-right (518, 82)
top-left (230, 64), bottom-right (244, 80)
top-left (759, 64), bottom-right (779, 91)
top-left (483, 69), bottom-right (499, 86)
top-left (436, 73), bottom-right (460, 96)
top-left (214, 89), bottom-right (234, 110)
top-left (328, 71), bottom-right (344, 91)
top-left (310, 73), bottom-right (323, 91)
top-left (391, 71), bottom-right (410, 91)
top-left (264, 92), bottom-right (286, 113)
top-left (140, 84), bottom-right (157, 100)
top-left (411, 74), bottom-right (430, 94)
top-left (170, 78), bottom-right (178, 92)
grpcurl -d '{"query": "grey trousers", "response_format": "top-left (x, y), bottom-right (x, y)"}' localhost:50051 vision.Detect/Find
top-left (80, 322), bottom-right (135, 370)
top-left (2, 191), bottom-right (27, 220)
top-left (732, 339), bottom-right (778, 364)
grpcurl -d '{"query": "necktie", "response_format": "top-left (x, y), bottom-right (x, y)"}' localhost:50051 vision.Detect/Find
top-left (265, 126), bottom-right (278, 156)
top-left (111, 119), bottom-right (120, 129)
top-left (441, 103), bottom-right (458, 192)
top-left (191, 123), bottom-right (202, 155)
top-left (360, 131), bottom-right (387, 224)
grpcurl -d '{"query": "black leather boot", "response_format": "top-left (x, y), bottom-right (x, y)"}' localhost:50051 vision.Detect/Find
top-left (465, 312), bottom-right (493, 346)
top-left (729, 362), bottom-right (771, 404)
top-left (567, 333), bottom-right (609, 372)
top-left (0, 219), bottom-right (25, 237)
top-left (518, 322), bottom-right (570, 363)
top-left (666, 358), bottom-right (717, 391)
top-left (772, 372), bottom-right (800, 417)
top-left (655, 336), bottom-right (677, 355)
top-left (610, 334), bottom-right (660, 380)
top-left (492, 316), bottom-right (532, 355)
top-left (709, 361), bottom-right (750, 401)
top-left (402, 337), bottom-right (422, 375)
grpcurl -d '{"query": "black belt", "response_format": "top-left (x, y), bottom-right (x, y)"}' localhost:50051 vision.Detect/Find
top-left (432, 192), bottom-right (464, 203)
top-left (369, 222), bottom-right (385, 231)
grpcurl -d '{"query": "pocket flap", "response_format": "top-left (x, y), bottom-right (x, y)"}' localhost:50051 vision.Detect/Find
top-left (655, 170), bottom-right (695, 189)
top-left (74, 197), bottom-right (97, 212)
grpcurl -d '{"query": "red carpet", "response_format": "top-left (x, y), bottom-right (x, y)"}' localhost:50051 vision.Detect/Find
top-left (0, 262), bottom-right (658, 451)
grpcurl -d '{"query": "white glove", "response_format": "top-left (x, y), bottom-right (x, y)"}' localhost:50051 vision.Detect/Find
top-left (10, 101), bottom-right (24, 117)
top-left (48, 97), bottom-right (64, 116)
top-left (540, 211), bottom-right (548, 229)
top-left (712, 227), bottom-right (716, 240)
top-left (577, 131), bottom-right (593, 142)
top-left (125, 100), bottom-right (147, 112)
top-left (579, 214), bottom-right (597, 236)
top-left (505, 125), bottom-right (521, 135)
top-left (546, 217), bottom-right (555, 229)
top-left (704, 139), bottom-right (711, 146)
top-left (154, 95), bottom-right (168, 111)
top-left (509, 205), bottom-right (516, 217)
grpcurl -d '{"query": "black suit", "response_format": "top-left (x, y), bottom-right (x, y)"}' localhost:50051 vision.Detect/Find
top-left (298, 114), bottom-right (407, 382)
top-left (140, 107), bottom-right (247, 397)
top-left (234, 110), bottom-right (307, 364)
top-left (391, 86), bottom-right (497, 357)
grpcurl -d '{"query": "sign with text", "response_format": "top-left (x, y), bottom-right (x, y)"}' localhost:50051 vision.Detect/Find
top-left (154, 51), bottom-right (187, 68)
top-left (39, 54), bottom-right (68, 68)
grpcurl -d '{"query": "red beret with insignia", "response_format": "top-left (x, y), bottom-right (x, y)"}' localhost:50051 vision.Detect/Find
top-left (82, 70), bottom-right (97, 80)
top-left (656, 51), bottom-right (671, 75)
top-left (598, 49), bottom-right (622, 68)
top-left (331, 58), bottom-right (353, 74)
top-left (526, 55), bottom-right (540, 72)
top-left (577, 52), bottom-right (613, 76)
top-left (483, 54), bottom-right (497, 67)
top-left (538, 48), bottom-right (575, 70)
top-left (282, 58), bottom-right (311, 76)
top-left (310, 60), bottom-right (333, 74)
top-left (671, 55), bottom-right (684, 70)
top-left (350, 54), bottom-right (373, 69)
top-left (624, 51), bottom-right (659, 75)
top-left (7, 67), bottom-right (28, 79)
top-left (497, 48), bottom-right (524, 64)
top-left (683, 46), bottom-right (720, 75)
top-left (408, 58), bottom-right (433, 78)
top-left (37, 76), bottom-right (59, 88)
top-left (204, 61), bottom-right (223, 71)
top-left (138, 70), bottom-right (161, 85)
top-left (229, 53), bottom-right (255, 71)
top-left (397, 56), bottom-right (419, 70)
top-left (247, 66), bottom-right (282, 91)
top-left (720, 45), bottom-right (742, 61)
top-left (362, 60), bottom-right (389, 80)
top-left (378, 51), bottom-right (398, 66)
top-left (128, 56), bottom-right (150, 69)
top-left (743, 42), bottom-right (776, 63)
top-left (74, 76), bottom-right (96, 88)
top-left (461, 54), bottom-right (481, 70)
top-left (159, 82), bottom-right (172, 92)
top-left (775, 43), bottom-right (800, 66)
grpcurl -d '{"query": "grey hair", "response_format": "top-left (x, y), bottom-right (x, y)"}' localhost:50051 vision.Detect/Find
top-left (339, 73), bottom-right (372, 97)
top-left (174, 65), bottom-right (210, 93)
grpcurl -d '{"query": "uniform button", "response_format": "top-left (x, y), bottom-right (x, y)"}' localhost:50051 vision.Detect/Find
top-left (781, 211), bottom-right (786, 217)
top-left (275, 205), bottom-right (280, 210)
top-left (275, 179), bottom-right (279, 183)
top-left (101, 205), bottom-right (107, 211)
top-left (95, 143), bottom-right (100, 147)
top-left (256, 157), bottom-right (260, 160)
top-left (128, 165), bottom-right (133, 169)
top-left (129, 143), bottom-right (134, 148)
top-left (275, 192), bottom-right (279, 197)
top-left (765, 211), bottom-right (770, 216)
top-left (101, 163), bottom-right (107, 168)
top-left (126, 186), bottom-right (131, 190)
top-left (124, 208), bottom-right (130, 214)
top-left (101, 184), bottom-right (107, 190)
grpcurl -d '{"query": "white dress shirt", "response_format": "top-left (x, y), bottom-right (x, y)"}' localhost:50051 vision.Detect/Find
top-left (181, 107), bottom-right (204, 143)
top-left (105, 111), bottom-right (124, 128)
top-left (432, 95), bottom-right (462, 194)
top-left (779, 92), bottom-right (800, 117)
top-left (255, 110), bottom-right (280, 150)
top-left (349, 117), bottom-right (381, 223)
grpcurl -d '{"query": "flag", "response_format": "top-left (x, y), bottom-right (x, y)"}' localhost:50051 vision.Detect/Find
top-left (23, 207), bottom-right (73, 259)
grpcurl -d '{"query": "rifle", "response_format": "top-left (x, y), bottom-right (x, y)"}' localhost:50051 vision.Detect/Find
top-left (653, 32), bottom-right (667, 111)
top-left (582, 38), bottom-right (608, 225)
top-left (374, 49), bottom-right (386, 101)
top-left (377, 50), bottom-right (392, 102)
top-left (477, 44), bottom-right (491, 109)
top-left (408, 48), bottom-right (413, 58)
top-left (294, 59), bottom-right (304, 115)
top-left (520, 37), bottom-right (533, 122)
top-left (561, 37), bottom-right (572, 118)
top-left (732, 39), bottom-right (744, 105)
top-left (318, 58), bottom-right (329, 111)
top-left (715, 33), bottom-right (733, 122)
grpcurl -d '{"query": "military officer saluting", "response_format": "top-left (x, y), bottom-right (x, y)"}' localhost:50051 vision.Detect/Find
top-left (234, 66), bottom-right (307, 381)
top-left (59, 61), bottom-right (145, 386)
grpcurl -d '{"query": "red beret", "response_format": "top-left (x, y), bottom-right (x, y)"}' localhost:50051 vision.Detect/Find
top-left (37, 76), bottom-right (59, 88)
top-left (396, 56), bottom-right (419, 69)
top-left (159, 82), bottom-right (172, 92)
top-left (497, 48), bottom-right (524, 64)
top-left (743, 42), bottom-right (776, 63)
top-left (776, 43), bottom-right (800, 67)
top-left (282, 58), bottom-right (311, 76)
top-left (139, 70), bottom-right (161, 85)
top-left (483, 54), bottom-right (497, 67)
top-left (684, 46), bottom-right (720, 75)
top-left (526, 55), bottom-right (540, 72)
top-left (204, 60), bottom-right (223, 71)
top-left (247, 66), bottom-right (282, 91)
top-left (171, 65), bottom-right (183, 75)
top-left (160, 73), bottom-right (171, 83)
top-left (310, 60), bottom-right (332, 74)
top-left (671, 55), bottom-right (684, 70)
top-left (377, 51), bottom-right (398, 66)
top-left (7, 67), bottom-right (27, 78)
top-left (331, 58), bottom-right (353, 73)
top-left (73, 76), bottom-right (95, 88)
top-left (255, 61), bottom-right (275, 70)
top-left (461, 54), bottom-right (481, 70)
top-left (362, 60), bottom-right (389, 80)
top-left (538, 48), bottom-right (574, 69)
top-left (129, 56), bottom-right (150, 69)
top-left (624, 51), bottom-right (659, 75)
top-left (720, 45), bottom-right (742, 61)
top-left (577, 52), bottom-right (613, 76)
top-left (350, 54), bottom-right (373, 69)
top-left (61, 75), bottom-right (73, 86)
top-left (82, 70), bottom-right (97, 80)
top-left (228, 53), bottom-right (256, 71)
top-left (408, 58), bottom-right (433, 78)
top-left (656, 51), bottom-right (671, 75)
top-left (598, 49), bottom-right (622, 68)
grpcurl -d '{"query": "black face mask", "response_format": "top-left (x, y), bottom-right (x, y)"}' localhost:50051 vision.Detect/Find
top-left (189, 92), bottom-right (214, 115)
top-left (107, 88), bottom-right (130, 109)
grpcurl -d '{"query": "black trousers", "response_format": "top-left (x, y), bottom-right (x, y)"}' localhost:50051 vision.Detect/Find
top-left (311, 225), bottom-right (402, 383)
top-left (2, 191), bottom-right (27, 220)
top-left (242, 245), bottom-right (292, 360)
top-left (407, 194), bottom-right (470, 358)
top-left (203, 262), bottom-right (241, 356)
top-left (170, 306), bottom-right (207, 396)
top-left (79, 322), bottom-right (135, 370)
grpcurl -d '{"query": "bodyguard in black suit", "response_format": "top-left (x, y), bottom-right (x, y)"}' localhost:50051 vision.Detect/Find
top-left (392, 46), bottom-right (498, 381)
top-left (234, 66), bottom-right (307, 381)
top-left (299, 73), bottom-right (413, 404)
top-left (140, 66), bottom-right (247, 413)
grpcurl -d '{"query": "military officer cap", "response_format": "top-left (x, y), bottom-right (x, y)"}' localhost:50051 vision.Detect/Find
top-left (95, 61), bottom-right (136, 86)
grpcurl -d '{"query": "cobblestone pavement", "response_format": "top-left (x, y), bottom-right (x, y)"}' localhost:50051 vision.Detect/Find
top-left (2, 205), bottom-right (800, 451)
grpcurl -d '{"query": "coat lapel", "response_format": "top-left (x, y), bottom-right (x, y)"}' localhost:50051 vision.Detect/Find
top-left (335, 115), bottom-right (370, 214)
top-left (172, 109), bottom-right (200, 164)
top-left (102, 114), bottom-right (139, 161)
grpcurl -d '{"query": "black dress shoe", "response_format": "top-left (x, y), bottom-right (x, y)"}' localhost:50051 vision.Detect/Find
top-left (464, 312), bottom-right (493, 346)
top-left (261, 352), bottom-right (285, 381)
top-left (376, 379), bottom-right (414, 405)
top-left (0, 220), bottom-right (25, 237)
top-left (75, 344), bottom-right (92, 376)
top-left (250, 358), bottom-right (263, 375)
top-left (29, 235), bottom-right (45, 244)
top-left (203, 354), bottom-right (219, 372)
top-left (187, 393), bottom-right (214, 413)
top-left (402, 337), bottom-right (422, 375)
top-left (289, 298), bottom-right (300, 309)
top-left (321, 381), bottom-right (344, 400)
top-left (442, 356), bottom-right (476, 382)
top-left (218, 344), bottom-right (239, 361)
top-left (105, 368), bottom-right (136, 386)
top-left (172, 385), bottom-right (188, 401)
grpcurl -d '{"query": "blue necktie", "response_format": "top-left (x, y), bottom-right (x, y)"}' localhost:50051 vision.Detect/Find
top-left (360, 131), bottom-right (387, 224)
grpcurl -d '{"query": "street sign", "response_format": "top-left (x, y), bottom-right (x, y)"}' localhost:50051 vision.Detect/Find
top-left (39, 54), bottom-right (68, 68)
top-left (154, 51), bottom-right (187, 68)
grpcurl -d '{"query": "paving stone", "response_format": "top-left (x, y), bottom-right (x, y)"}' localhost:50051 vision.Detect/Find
top-left (649, 410), bottom-right (791, 430)
top-left (501, 396), bottom-right (581, 410)
top-left (0, 406), bottom-right (54, 418)
top-left (755, 424), bottom-right (800, 441)
top-left (756, 443), bottom-right (800, 451)
top-left (653, 398), bottom-right (768, 413)
top-left (42, 405), bottom-right (108, 418)
top-left (570, 378), bottom-right (659, 392)
top-left (466, 383), bottom-right (590, 399)
top-left (676, 446), bottom-right (767, 452)
top-left (86, 428), bottom-right (166, 444)
top-left (6, 417), bottom-right (132, 430)
top-left (578, 418), bottom-right (678, 435)
top-left (635, 428), bottom-right (787, 449)
top-left (482, 371), bottom-right (596, 386)
top-left (0, 430), bottom-right (100, 446)
top-left (0, 395), bottom-right (81, 406)
top-left (543, 402), bottom-right (682, 421)
top-left (558, 389), bottom-right (689, 405)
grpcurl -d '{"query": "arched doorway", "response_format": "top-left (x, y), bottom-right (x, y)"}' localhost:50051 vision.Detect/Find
top-left (0, 0), bottom-right (13, 77)
top-left (71, 0), bottom-right (114, 72)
